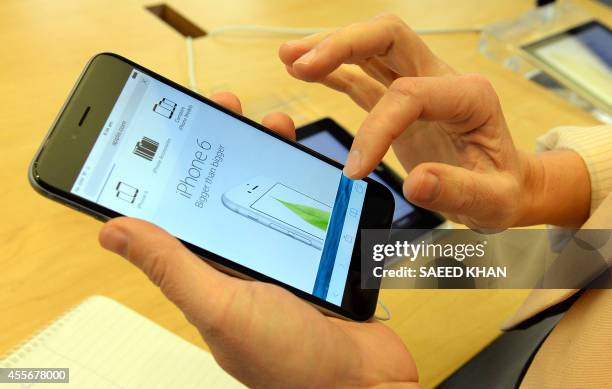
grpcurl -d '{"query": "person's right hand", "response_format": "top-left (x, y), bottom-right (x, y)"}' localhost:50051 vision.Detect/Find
top-left (279, 14), bottom-right (539, 229)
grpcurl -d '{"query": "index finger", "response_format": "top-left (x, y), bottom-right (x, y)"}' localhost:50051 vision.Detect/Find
top-left (280, 14), bottom-right (446, 82)
top-left (344, 74), bottom-right (501, 179)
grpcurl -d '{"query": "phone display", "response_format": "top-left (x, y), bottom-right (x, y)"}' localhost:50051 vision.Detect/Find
top-left (71, 70), bottom-right (365, 305)
top-left (250, 183), bottom-right (331, 243)
top-left (251, 183), bottom-right (331, 239)
top-left (522, 21), bottom-right (612, 112)
top-left (31, 55), bottom-right (394, 320)
top-left (223, 176), bottom-right (333, 250)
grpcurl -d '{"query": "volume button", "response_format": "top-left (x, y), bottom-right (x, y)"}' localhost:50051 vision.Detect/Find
top-left (289, 231), bottom-right (312, 245)
top-left (269, 223), bottom-right (288, 234)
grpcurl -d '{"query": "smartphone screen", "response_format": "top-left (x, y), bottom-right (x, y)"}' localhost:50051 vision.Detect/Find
top-left (68, 69), bottom-right (369, 306)
top-left (250, 182), bottom-right (332, 242)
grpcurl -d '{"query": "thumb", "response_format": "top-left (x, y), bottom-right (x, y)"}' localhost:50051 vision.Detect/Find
top-left (403, 163), bottom-right (494, 219)
top-left (98, 217), bottom-right (240, 331)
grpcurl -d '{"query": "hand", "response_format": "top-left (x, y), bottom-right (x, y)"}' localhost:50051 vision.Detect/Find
top-left (279, 14), bottom-right (569, 229)
top-left (99, 91), bottom-right (419, 389)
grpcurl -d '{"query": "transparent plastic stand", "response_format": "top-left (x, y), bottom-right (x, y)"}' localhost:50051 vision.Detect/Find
top-left (479, 0), bottom-right (612, 123)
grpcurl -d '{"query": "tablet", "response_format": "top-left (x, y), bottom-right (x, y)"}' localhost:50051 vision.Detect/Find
top-left (522, 20), bottom-right (612, 114)
top-left (296, 118), bottom-right (445, 230)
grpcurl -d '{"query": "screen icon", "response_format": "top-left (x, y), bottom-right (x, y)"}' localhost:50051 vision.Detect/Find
top-left (153, 98), bottom-right (177, 119)
top-left (133, 136), bottom-right (159, 161)
top-left (116, 182), bottom-right (139, 203)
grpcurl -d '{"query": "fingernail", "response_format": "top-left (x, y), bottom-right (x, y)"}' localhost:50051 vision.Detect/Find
top-left (343, 150), bottom-right (362, 178)
top-left (99, 226), bottom-right (128, 256)
top-left (295, 49), bottom-right (316, 65)
top-left (406, 171), bottom-right (440, 203)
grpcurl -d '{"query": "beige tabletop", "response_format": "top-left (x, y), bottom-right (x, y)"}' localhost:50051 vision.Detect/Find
top-left (1, 1), bottom-right (609, 387)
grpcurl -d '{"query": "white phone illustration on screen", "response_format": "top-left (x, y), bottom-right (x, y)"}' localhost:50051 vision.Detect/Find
top-left (222, 176), bottom-right (332, 250)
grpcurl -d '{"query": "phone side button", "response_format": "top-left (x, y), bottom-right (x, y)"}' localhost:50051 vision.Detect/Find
top-left (269, 223), bottom-right (289, 234)
top-left (289, 232), bottom-right (312, 245)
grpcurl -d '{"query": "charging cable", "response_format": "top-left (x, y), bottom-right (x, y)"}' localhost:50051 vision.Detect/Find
top-left (184, 23), bottom-right (482, 91)
top-left (185, 36), bottom-right (200, 92)
top-left (207, 24), bottom-right (483, 37)
top-left (209, 25), bottom-right (329, 37)
top-left (184, 23), bottom-right (482, 90)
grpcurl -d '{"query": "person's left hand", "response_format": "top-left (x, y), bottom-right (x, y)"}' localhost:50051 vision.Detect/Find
top-left (99, 91), bottom-right (419, 389)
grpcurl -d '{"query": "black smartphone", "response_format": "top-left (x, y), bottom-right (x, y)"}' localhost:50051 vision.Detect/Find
top-left (296, 118), bottom-right (445, 231)
top-left (29, 53), bottom-right (394, 321)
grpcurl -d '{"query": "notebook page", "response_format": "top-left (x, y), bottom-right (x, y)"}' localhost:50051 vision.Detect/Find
top-left (1, 296), bottom-right (243, 388)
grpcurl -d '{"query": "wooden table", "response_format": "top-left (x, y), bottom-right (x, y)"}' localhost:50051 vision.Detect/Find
top-left (1, 1), bottom-right (609, 387)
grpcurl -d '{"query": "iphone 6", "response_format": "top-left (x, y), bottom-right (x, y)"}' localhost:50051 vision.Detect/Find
top-left (29, 53), bottom-right (394, 321)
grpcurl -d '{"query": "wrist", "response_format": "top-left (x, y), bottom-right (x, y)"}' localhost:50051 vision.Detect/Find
top-left (516, 150), bottom-right (591, 227)
top-left (515, 151), bottom-right (545, 227)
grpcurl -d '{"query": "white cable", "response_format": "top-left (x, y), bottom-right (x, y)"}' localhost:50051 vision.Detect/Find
top-left (190, 23), bottom-right (482, 86)
top-left (375, 300), bottom-right (391, 321)
top-left (185, 36), bottom-right (200, 93)
top-left (413, 25), bottom-right (483, 34)
top-left (207, 24), bottom-right (483, 37)
top-left (209, 25), bottom-right (330, 37)
top-left (189, 24), bottom-right (482, 90)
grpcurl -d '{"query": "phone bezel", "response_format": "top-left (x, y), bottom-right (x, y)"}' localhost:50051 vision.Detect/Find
top-left (29, 53), bottom-right (394, 321)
